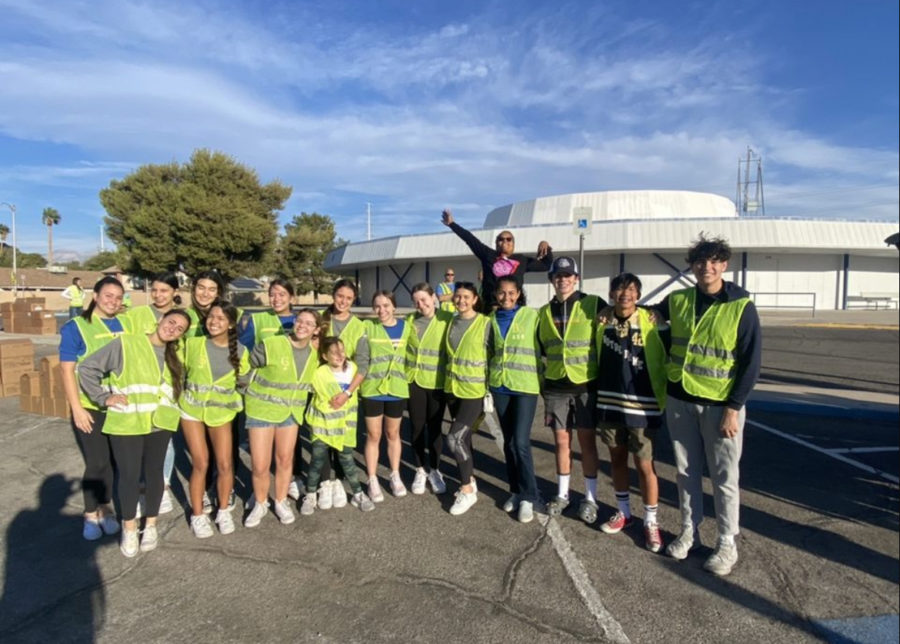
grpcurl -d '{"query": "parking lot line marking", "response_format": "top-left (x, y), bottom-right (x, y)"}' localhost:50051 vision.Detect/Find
top-left (828, 446), bottom-right (900, 454)
top-left (747, 419), bottom-right (900, 485)
top-left (543, 516), bottom-right (631, 644)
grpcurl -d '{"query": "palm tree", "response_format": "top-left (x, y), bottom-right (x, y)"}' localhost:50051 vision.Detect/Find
top-left (42, 207), bottom-right (61, 267)
top-left (0, 223), bottom-right (8, 262)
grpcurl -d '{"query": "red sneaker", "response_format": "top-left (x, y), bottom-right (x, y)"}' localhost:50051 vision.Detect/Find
top-left (644, 522), bottom-right (663, 553)
top-left (600, 510), bottom-right (633, 534)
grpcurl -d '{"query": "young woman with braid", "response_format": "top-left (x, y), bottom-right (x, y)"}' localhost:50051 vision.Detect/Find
top-left (180, 302), bottom-right (250, 538)
top-left (312, 279), bottom-right (366, 509)
top-left (243, 308), bottom-right (321, 527)
top-left (78, 309), bottom-right (191, 557)
top-left (59, 276), bottom-right (128, 541)
top-left (404, 283), bottom-right (453, 495)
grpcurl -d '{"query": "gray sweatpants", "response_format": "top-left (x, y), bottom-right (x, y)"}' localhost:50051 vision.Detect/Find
top-left (666, 396), bottom-right (744, 537)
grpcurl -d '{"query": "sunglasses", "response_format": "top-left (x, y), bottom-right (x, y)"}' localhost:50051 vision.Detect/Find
top-left (445, 273), bottom-right (455, 277)
top-left (496, 236), bottom-right (514, 242)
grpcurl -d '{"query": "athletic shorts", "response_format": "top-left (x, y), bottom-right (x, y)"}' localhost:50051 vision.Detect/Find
top-left (598, 422), bottom-right (657, 461)
top-left (362, 397), bottom-right (406, 419)
top-left (543, 391), bottom-right (596, 431)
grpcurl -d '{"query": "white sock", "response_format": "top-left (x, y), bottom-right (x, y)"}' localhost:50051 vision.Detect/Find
top-left (615, 491), bottom-right (631, 518)
top-left (719, 534), bottom-right (736, 546)
top-left (644, 504), bottom-right (658, 525)
top-left (558, 474), bottom-right (571, 499)
top-left (584, 477), bottom-right (598, 503)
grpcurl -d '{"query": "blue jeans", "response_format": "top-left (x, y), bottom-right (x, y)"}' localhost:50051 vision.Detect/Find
top-left (493, 392), bottom-right (539, 502)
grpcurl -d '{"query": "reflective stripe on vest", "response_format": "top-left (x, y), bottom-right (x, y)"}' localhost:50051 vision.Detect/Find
top-left (444, 315), bottom-right (489, 399)
top-left (305, 363), bottom-right (359, 450)
top-left (596, 307), bottom-right (667, 409)
top-left (404, 310), bottom-right (452, 389)
top-left (538, 295), bottom-right (599, 383)
top-left (245, 335), bottom-right (317, 423)
top-left (489, 307), bottom-right (541, 395)
top-left (179, 337), bottom-right (250, 426)
top-left (72, 315), bottom-right (126, 411)
top-left (359, 320), bottom-right (411, 399)
top-left (665, 288), bottom-right (749, 401)
top-left (102, 335), bottom-right (167, 435)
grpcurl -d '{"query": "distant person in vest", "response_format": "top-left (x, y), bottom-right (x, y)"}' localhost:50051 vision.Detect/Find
top-left (537, 256), bottom-right (605, 524)
top-left (239, 278), bottom-right (295, 351)
top-left (77, 309), bottom-right (191, 557)
top-left (489, 276), bottom-right (542, 524)
top-left (59, 276), bottom-right (127, 542)
top-left (62, 277), bottom-right (86, 319)
top-left (594, 273), bottom-right (668, 553)
top-left (441, 209), bottom-right (553, 309)
top-left (655, 234), bottom-right (761, 576)
top-left (435, 268), bottom-right (456, 313)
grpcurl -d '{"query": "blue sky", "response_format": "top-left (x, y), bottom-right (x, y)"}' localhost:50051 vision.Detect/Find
top-left (1, 0), bottom-right (897, 261)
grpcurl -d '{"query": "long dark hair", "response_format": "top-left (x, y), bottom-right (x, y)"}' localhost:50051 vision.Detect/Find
top-left (81, 276), bottom-right (124, 322)
top-left (160, 309), bottom-right (191, 401)
top-left (152, 271), bottom-right (183, 306)
top-left (190, 270), bottom-right (227, 330)
top-left (207, 300), bottom-right (241, 381)
top-left (495, 275), bottom-right (526, 306)
top-left (318, 336), bottom-right (346, 368)
top-left (322, 278), bottom-right (358, 328)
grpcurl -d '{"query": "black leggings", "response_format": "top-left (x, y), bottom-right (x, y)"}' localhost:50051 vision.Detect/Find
top-left (445, 396), bottom-right (483, 486)
top-left (408, 383), bottom-right (445, 470)
top-left (71, 410), bottom-right (114, 513)
top-left (109, 432), bottom-right (172, 521)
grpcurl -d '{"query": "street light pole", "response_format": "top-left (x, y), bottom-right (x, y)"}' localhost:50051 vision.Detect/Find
top-left (0, 202), bottom-right (16, 296)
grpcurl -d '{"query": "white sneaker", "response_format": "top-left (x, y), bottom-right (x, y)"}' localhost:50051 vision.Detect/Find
top-left (191, 514), bottom-right (215, 539)
top-left (300, 493), bottom-right (317, 516)
top-left (411, 468), bottom-right (428, 495)
top-left (318, 480), bottom-right (334, 510)
top-left (704, 538), bottom-right (739, 576)
top-left (273, 499), bottom-right (296, 525)
top-left (666, 526), bottom-right (700, 560)
top-left (389, 471), bottom-right (408, 498)
top-left (120, 529), bottom-right (139, 557)
top-left (427, 470), bottom-right (447, 495)
top-left (449, 490), bottom-right (478, 516)
top-left (288, 478), bottom-right (305, 501)
top-left (215, 508), bottom-right (235, 535)
top-left (332, 480), bottom-right (348, 508)
top-left (518, 501), bottom-right (534, 524)
top-left (159, 488), bottom-right (174, 514)
top-left (83, 518), bottom-right (102, 541)
top-left (99, 513), bottom-right (120, 536)
top-left (503, 494), bottom-right (520, 513)
top-left (351, 492), bottom-right (375, 512)
top-left (244, 498), bottom-right (268, 528)
top-left (368, 477), bottom-right (385, 503)
top-left (140, 525), bottom-right (158, 552)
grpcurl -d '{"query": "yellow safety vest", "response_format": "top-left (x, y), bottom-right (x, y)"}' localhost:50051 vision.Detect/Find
top-left (245, 336), bottom-right (317, 424)
top-left (666, 288), bottom-right (749, 402)
top-left (360, 320), bottom-right (412, 399)
top-left (404, 310), bottom-right (452, 389)
top-left (305, 363), bottom-right (359, 450)
top-left (102, 335), bottom-right (174, 436)
top-left (444, 314), bottom-right (489, 399)
top-left (70, 315), bottom-right (127, 411)
top-left (180, 337), bottom-right (250, 425)
top-left (538, 295), bottom-right (600, 383)
top-left (489, 307), bottom-right (541, 395)
top-left (596, 307), bottom-right (667, 408)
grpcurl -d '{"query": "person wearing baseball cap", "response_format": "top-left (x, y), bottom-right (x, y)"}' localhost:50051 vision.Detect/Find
top-left (537, 256), bottom-right (607, 525)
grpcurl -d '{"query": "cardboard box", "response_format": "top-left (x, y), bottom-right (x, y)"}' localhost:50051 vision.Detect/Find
top-left (19, 371), bottom-right (40, 396)
top-left (0, 302), bottom-right (14, 314)
top-left (1, 355), bottom-right (34, 375)
top-left (0, 339), bottom-right (33, 359)
top-left (39, 357), bottom-right (65, 397)
top-left (50, 397), bottom-right (70, 418)
top-left (19, 394), bottom-right (43, 414)
top-left (1, 381), bottom-right (20, 397)
top-left (12, 298), bottom-right (45, 312)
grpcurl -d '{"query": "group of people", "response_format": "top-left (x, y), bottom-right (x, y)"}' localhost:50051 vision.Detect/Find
top-left (60, 214), bottom-right (760, 578)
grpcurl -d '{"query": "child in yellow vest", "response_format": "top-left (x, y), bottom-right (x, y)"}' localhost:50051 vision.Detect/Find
top-left (302, 337), bottom-right (375, 514)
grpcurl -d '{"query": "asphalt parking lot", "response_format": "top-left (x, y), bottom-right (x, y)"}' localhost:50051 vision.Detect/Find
top-left (0, 316), bottom-right (897, 643)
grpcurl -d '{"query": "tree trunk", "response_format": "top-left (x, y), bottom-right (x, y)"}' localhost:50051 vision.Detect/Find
top-left (47, 225), bottom-right (54, 267)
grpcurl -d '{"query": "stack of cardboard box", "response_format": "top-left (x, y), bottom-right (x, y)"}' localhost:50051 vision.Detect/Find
top-left (0, 339), bottom-right (35, 397)
top-left (19, 355), bottom-right (70, 418)
top-left (0, 298), bottom-right (58, 335)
